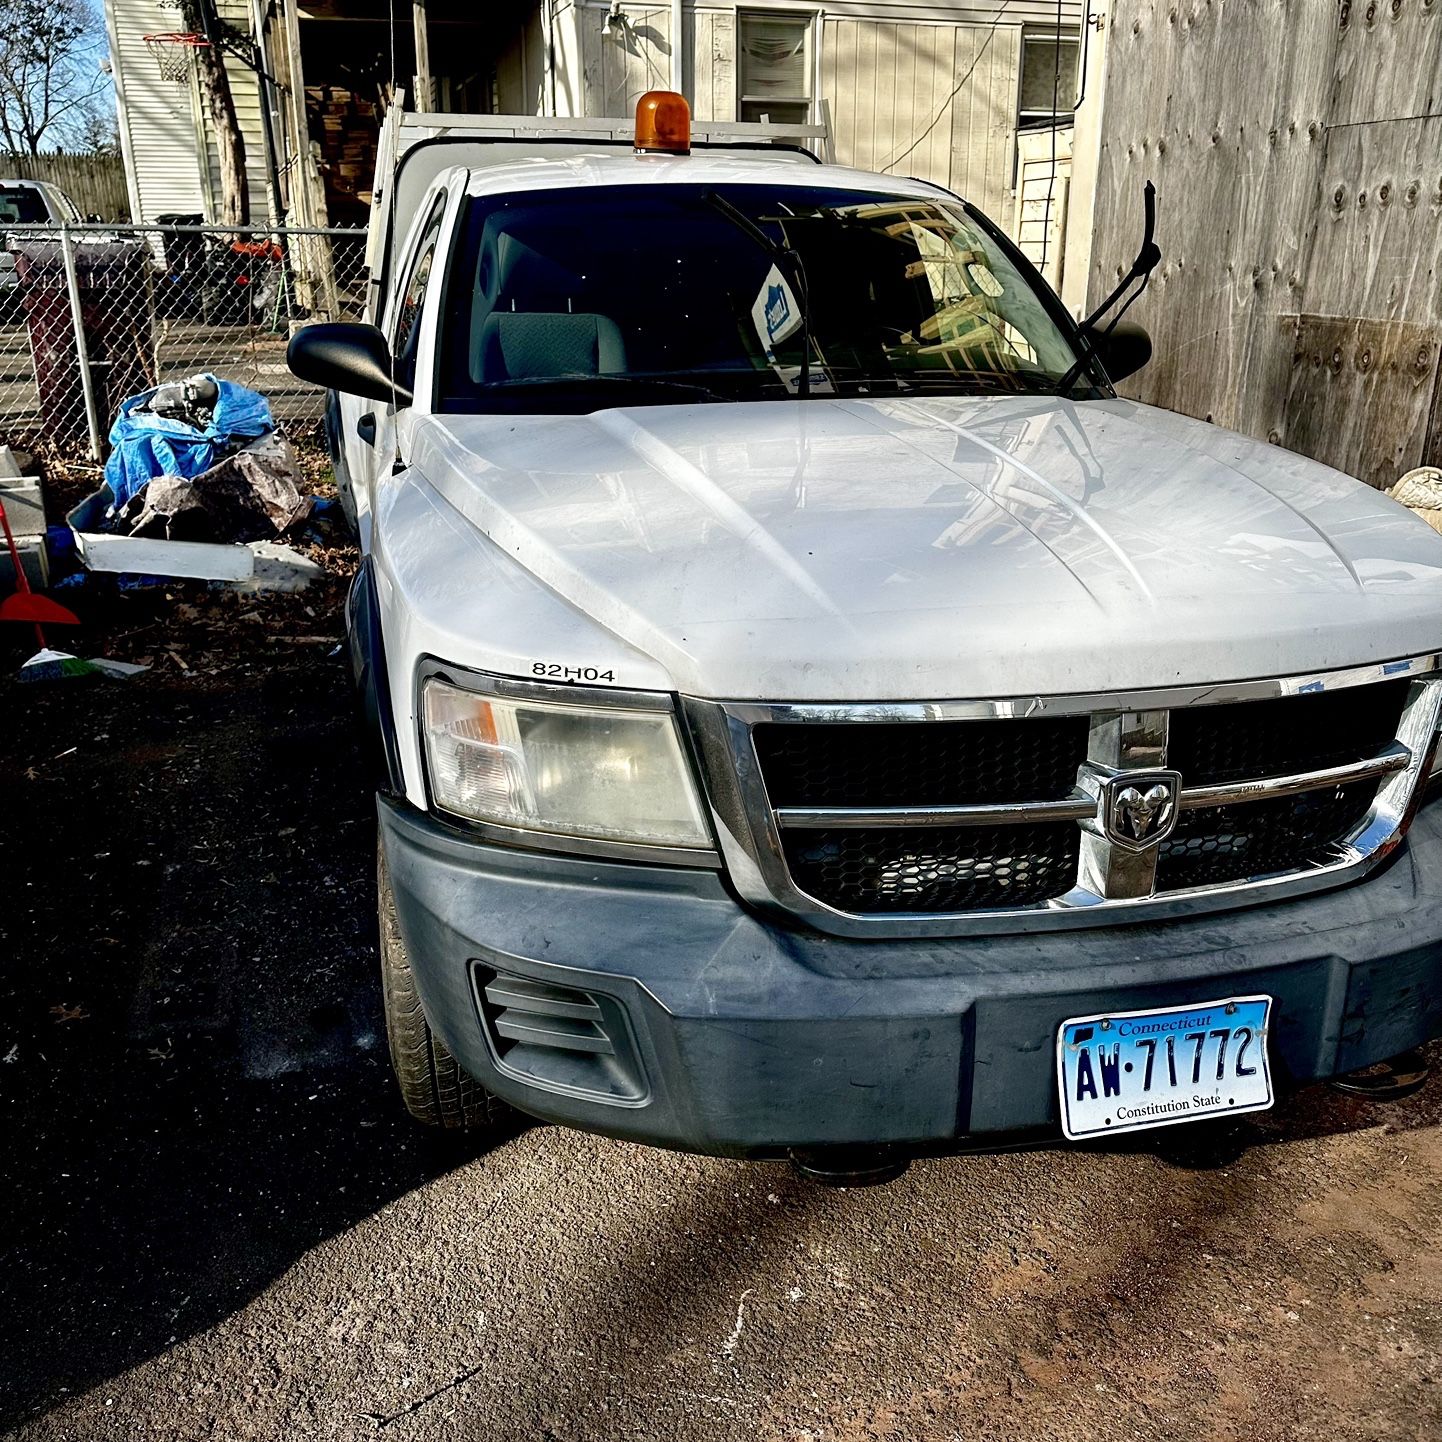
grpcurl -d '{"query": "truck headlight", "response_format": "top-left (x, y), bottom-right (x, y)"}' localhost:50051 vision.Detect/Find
top-left (422, 675), bottom-right (712, 850)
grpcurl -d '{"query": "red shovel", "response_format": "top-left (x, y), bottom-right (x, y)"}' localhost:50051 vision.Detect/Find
top-left (0, 496), bottom-right (79, 648)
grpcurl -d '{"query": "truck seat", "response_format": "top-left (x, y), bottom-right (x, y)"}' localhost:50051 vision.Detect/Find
top-left (475, 312), bottom-right (628, 382)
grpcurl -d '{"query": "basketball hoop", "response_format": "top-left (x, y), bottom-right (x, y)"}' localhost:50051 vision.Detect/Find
top-left (143, 32), bottom-right (209, 84)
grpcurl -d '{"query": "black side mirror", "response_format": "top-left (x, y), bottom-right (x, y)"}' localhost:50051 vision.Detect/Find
top-left (1087, 319), bottom-right (1152, 383)
top-left (1054, 182), bottom-right (1161, 398)
top-left (287, 322), bottom-right (412, 407)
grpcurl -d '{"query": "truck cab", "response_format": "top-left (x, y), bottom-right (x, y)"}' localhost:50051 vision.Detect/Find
top-left (291, 95), bottom-right (1442, 1181)
top-left (0, 179), bottom-right (85, 294)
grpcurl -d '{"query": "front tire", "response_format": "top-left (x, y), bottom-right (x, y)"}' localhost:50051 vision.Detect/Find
top-left (378, 849), bottom-right (510, 1133)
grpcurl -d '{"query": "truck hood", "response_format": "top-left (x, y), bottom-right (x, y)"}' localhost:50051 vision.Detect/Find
top-left (410, 396), bottom-right (1442, 701)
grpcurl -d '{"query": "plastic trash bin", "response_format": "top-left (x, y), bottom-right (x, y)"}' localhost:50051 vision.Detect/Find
top-left (12, 236), bottom-right (156, 446)
top-left (154, 212), bottom-right (206, 320)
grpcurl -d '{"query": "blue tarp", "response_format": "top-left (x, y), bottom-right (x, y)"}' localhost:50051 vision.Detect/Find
top-left (103, 377), bottom-right (274, 509)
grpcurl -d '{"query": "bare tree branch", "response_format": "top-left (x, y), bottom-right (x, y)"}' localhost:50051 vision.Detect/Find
top-left (0, 0), bottom-right (107, 154)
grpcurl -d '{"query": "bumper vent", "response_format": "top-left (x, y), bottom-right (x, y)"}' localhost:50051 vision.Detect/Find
top-left (474, 968), bottom-right (646, 1104)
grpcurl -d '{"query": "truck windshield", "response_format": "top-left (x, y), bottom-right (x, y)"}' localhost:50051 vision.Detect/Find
top-left (436, 182), bottom-right (1099, 411)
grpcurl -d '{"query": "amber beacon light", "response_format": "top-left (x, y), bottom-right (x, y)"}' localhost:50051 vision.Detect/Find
top-left (634, 90), bottom-right (691, 154)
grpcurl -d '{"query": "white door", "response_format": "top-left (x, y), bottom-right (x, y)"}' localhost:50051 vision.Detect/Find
top-left (340, 188), bottom-right (451, 548)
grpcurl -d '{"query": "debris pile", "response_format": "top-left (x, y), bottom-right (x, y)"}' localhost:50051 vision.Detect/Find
top-left (120, 434), bottom-right (312, 544)
top-left (101, 375), bottom-right (312, 545)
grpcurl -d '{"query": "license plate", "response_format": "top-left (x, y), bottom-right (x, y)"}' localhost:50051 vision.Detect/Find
top-left (1056, 995), bottom-right (1273, 1141)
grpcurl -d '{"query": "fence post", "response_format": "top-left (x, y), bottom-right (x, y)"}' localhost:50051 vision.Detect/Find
top-left (58, 222), bottom-right (104, 462)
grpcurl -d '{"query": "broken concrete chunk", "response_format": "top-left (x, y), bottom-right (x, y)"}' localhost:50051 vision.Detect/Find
top-left (1386, 466), bottom-right (1442, 535)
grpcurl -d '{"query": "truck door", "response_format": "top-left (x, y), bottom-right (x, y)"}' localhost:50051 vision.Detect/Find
top-left (339, 190), bottom-right (449, 545)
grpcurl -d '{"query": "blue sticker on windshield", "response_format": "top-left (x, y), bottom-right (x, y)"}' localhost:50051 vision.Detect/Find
top-left (764, 282), bottom-right (792, 341)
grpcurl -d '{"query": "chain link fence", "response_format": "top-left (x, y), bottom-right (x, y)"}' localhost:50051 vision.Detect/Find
top-left (0, 224), bottom-right (369, 460)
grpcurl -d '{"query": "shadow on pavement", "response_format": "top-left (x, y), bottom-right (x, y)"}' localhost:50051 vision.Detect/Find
top-left (0, 650), bottom-right (509, 1428)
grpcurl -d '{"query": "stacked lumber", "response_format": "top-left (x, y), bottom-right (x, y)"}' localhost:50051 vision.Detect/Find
top-left (304, 84), bottom-right (381, 221)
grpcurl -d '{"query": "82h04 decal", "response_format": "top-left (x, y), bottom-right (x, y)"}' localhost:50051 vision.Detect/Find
top-left (532, 662), bottom-right (617, 682)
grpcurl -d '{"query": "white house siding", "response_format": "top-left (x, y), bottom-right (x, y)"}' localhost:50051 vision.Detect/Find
top-left (201, 0), bottom-right (271, 221)
top-left (685, 8), bottom-right (737, 122)
top-left (945, 21), bottom-right (1024, 219)
top-left (819, 14), bottom-right (1021, 222)
top-left (107, 0), bottom-right (271, 222)
top-left (823, 18), bottom-right (954, 177)
top-left (1015, 122), bottom-right (1071, 287)
top-left (105, 0), bottom-right (209, 222)
top-left (745, 1), bottom-right (1078, 17)
top-left (579, 4), bottom-right (677, 119)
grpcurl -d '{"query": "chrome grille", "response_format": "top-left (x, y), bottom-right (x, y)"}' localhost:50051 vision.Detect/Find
top-left (1157, 782), bottom-right (1381, 891)
top-left (1166, 680), bottom-right (1411, 785)
top-left (783, 820), bottom-right (1080, 913)
top-left (753, 716), bottom-right (1089, 806)
top-left (685, 656), bottom-right (1442, 937)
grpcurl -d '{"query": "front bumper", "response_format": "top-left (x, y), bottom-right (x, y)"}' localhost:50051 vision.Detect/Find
top-left (380, 794), bottom-right (1442, 1156)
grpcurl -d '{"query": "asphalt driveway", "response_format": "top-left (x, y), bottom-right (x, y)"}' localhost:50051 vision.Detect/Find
top-left (3, 571), bottom-right (1441, 1442)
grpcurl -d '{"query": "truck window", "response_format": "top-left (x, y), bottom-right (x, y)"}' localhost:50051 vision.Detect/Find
top-left (436, 183), bottom-right (1092, 413)
top-left (390, 194), bottom-right (447, 392)
top-left (0, 184), bottom-right (52, 224)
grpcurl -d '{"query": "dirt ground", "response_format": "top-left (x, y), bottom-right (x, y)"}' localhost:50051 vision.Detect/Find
top-left (3, 470), bottom-right (1442, 1441)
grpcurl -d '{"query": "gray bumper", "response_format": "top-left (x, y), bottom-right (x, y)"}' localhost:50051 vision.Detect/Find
top-left (379, 795), bottom-right (1442, 1156)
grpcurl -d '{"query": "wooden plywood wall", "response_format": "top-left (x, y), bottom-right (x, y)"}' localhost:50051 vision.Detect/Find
top-left (1089, 0), bottom-right (1442, 490)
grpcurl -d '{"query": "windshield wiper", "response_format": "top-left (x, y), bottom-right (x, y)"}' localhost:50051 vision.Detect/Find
top-left (822, 365), bottom-right (1060, 397)
top-left (704, 191), bottom-right (814, 398)
top-left (1054, 180), bottom-right (1162, 397)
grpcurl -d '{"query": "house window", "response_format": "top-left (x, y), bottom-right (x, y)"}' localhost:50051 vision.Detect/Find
top-left (738, 11), bottom-right (813, 125)
top-left (1018, 27), bottom-right (1081, 131)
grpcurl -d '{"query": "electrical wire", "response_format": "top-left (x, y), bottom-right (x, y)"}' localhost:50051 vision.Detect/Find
top-left (387, 0), bottom-right (397, 101)
top-left (1074, 0), bottom-right (1093, 112)
top-left (1039, 0), bottom-right (1063, 271)
top-left (880, 0), bottom-right (1013, 175)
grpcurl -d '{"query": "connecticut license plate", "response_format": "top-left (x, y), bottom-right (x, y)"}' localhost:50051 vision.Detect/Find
top-left (1056, 995), bottom-right (1273, 1141)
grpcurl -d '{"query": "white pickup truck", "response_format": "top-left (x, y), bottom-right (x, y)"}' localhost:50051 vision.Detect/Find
top-left (290, 94), bottom-right (1442, 1183)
